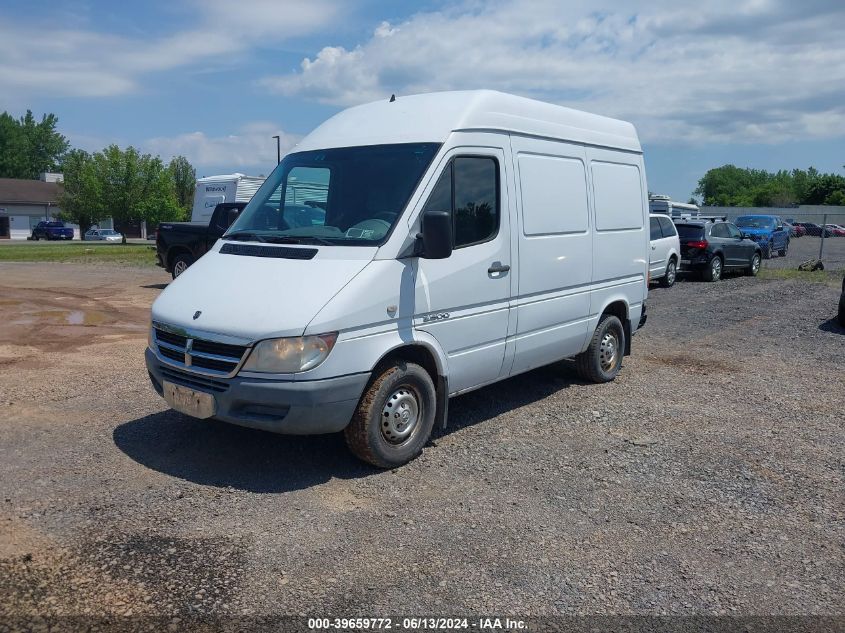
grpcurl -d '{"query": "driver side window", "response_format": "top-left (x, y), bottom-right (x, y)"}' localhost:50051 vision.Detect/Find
top-left (727, 223), bottom-right (742, 239)
top-left (422, 156), bottom-right (500, 248)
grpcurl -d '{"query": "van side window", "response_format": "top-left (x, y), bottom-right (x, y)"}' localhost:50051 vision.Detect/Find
top-left (423, 156), bottom-right (500, 248)
top-left (650, 217), bottom-right (662, 240)
top-left (658, 216), bottom-right (676, 237)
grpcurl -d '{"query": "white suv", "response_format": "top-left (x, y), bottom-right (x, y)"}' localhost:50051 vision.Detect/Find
top-left (649, 213), bottom-right (681, 287)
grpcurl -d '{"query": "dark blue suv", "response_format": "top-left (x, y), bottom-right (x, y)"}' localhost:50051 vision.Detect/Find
top-left (734, 215), bottom-right (790, 259)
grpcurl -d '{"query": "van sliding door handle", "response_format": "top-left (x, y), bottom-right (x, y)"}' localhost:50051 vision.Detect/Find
top-left (488, 263), bottom-right (511, 274)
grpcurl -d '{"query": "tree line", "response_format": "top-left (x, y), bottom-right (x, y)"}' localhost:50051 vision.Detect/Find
top-left (0, 110), bottom-right (196, 237)
top-left (695, 165), bottom-right (845, 207)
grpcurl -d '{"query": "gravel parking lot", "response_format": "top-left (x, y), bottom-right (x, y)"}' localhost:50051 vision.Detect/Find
top-left (0, 261), bottom-right (843, 625)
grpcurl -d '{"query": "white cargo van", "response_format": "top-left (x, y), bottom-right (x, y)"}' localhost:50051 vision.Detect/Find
top-left (146, 90), bottom-right (650, 467)
top-left (191, 173), bottom-right (265, 223)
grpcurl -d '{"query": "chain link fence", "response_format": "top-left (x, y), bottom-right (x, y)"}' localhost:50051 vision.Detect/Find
top-left (720, 211), bottom-right (845, 273)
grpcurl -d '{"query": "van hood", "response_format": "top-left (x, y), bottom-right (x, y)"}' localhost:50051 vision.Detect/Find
top-left (151, 244), bottom-right (376, 341)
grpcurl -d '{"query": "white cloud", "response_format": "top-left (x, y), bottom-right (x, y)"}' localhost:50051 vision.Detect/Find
top-left (261, 0), bottom-right (845, 144)
top-left (144, 122), bottom-right (301, 173)
top-left (0, 0), bottom-right (344, 103)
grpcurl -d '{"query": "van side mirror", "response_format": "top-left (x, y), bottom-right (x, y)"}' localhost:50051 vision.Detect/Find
top-left (420, 209), bottom-right (453, 259)
top-left (225, 208), bottom-right (240, 228)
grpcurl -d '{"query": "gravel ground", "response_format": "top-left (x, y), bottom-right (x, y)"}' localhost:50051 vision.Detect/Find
top-left (0, 261), bottom-right (843, 627)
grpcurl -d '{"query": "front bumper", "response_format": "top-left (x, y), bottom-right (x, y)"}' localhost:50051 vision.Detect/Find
top-left (145, 348), bottom-right (369, 435)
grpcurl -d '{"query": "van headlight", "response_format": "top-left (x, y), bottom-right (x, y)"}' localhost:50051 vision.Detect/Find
top-left (242, 333), bottom-right (338, 373)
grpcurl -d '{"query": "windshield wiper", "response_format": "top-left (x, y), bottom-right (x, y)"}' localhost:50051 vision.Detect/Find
top-left (223, 231), bottom-right (266, 242)
top-left (263, 235), bottom-right (335, 246)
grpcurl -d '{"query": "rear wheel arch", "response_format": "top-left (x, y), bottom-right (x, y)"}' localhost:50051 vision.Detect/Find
top-left (166, 246), bottom-right (193, 270)
top-left (596, 300), bottom-right (631, 356)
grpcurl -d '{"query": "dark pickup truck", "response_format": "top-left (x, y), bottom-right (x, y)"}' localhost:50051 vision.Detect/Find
top-left (31, 221), bottom-right (74, 240)
top-left (156, 202), bottom-right (245, 278)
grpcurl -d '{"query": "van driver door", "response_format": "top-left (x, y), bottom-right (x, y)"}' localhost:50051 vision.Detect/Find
top-left (414, 143), bottom-right (512, 394)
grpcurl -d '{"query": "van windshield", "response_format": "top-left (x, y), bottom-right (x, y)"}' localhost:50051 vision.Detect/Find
top-left (225, 143), bottom-right (440, 246)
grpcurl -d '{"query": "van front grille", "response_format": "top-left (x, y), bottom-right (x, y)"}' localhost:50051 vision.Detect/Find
top-left (153, 327), bottom-right (249, 377)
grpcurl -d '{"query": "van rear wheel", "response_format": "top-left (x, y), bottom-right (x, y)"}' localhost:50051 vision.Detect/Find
top-left (660, 259), bottom-right (677, 288)
top-left (575, 314), bottom-right (625, 383)
top-left (345, 361), bottom-right (436, 468)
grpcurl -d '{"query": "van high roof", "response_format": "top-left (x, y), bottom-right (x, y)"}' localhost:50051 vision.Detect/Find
top-left (295, 90), bottom-right (641, 154)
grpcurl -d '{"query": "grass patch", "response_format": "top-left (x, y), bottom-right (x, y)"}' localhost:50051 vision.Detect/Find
top-left (758, 267), bottom-right (842, 288)
top-left (0, 242), bottom-right (157, 267)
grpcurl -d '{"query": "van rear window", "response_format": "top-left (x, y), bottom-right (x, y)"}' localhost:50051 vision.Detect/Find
top-left (676, 224), bottom-right (704, 239)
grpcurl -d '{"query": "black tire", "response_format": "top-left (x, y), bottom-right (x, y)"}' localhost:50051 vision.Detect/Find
top-left (32, 234), bottom-right (39, 241)
top-left (839, 304), bottom-right (845, 328)
top-left (575, 314), bottom-right (625, 383)
top-left (660, 259), bottom-right (677, 288)
top-left (746, 252), bottom-right (761, 277)
top-left (702, 255), bottom-right (723, 282)
top-left (171, 253), bottom-right (194, 279)
top-left (344, 361), bottom-right (436, 468)
top-left (779, 240), bottom-right (789, 257)
top-left (763, 241), bottom-right (772, 259)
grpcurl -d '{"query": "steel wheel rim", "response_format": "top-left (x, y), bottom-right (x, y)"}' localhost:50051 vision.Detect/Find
top-left (381, 387), bottom-right (420, 444)
top-left (173, 260), bottom-right (188, 277)
top-left (666, 262), bottom-right (676, 285)
top-left (712, 258), bottom-right (721, 279)
top-left (599, 331), bottom-right (619, 372)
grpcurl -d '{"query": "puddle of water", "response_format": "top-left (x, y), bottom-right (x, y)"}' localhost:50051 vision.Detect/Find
top-left (28, 309), bottom-right (110, 326)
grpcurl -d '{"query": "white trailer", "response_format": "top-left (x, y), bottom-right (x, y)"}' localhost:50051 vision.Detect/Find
top-left (649, 194), bottom-right (700, 218)
top-left (190, 173), bottom-right (265, 223)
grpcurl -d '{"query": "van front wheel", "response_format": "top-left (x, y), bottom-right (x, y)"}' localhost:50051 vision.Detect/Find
top-left (576, 314), bottom-right (625, 383)
top-left (345, 361), bottom-right (436, 468)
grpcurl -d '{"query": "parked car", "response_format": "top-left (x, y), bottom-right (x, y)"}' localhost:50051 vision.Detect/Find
top-left (734, 215), bottom-right (790, 258)
top-left (146, 90), bottom-right (652, 468)
top-left (793, 222), bottom-right (833, 237)
top-left (783, 220), bottom-right (804, 238)
top-left (676, 220), bottom-right (762, 281)
top-left (824, 224), bottom-right (845, 237)
top-left (83, 228), bottom-right (123, 242)
top-left (156, 202), bottom-right (246, 278)
top-left (839, 274), bottom-right (845, 327)
top-left (649, 213), bottom-right (680, 287)
top-left (31, 221), bottom-right (74, 241)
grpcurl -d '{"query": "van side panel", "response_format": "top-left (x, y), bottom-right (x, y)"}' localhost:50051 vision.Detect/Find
top-left (508, 137), bottom-right (592, 375)
top-left (586, 148), bottom-right (648, 338)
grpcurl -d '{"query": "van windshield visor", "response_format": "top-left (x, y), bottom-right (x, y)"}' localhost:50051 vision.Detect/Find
top-left (225, 143), bottom-right (441, 245)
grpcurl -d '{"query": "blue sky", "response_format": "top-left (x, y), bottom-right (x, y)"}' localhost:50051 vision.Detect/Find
top-left (1, 0), bottom-right (843, 201)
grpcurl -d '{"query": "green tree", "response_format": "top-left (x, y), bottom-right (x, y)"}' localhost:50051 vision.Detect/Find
top-left (168, 155), bottom-right (196, 214)
top-left (696, 164), bottom-right (845, 207)
top-left (58, 145), bottom-right (183, 242)
top-left (57, 149), bottom-right (103, 235)
top-left (0, 110), bottom-right (69, 179)
top-left (92, 145), bottom-right (182, 242)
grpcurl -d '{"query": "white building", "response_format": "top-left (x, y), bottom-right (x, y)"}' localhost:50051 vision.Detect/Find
top-left (0, 173), bottom-right (80, 239)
